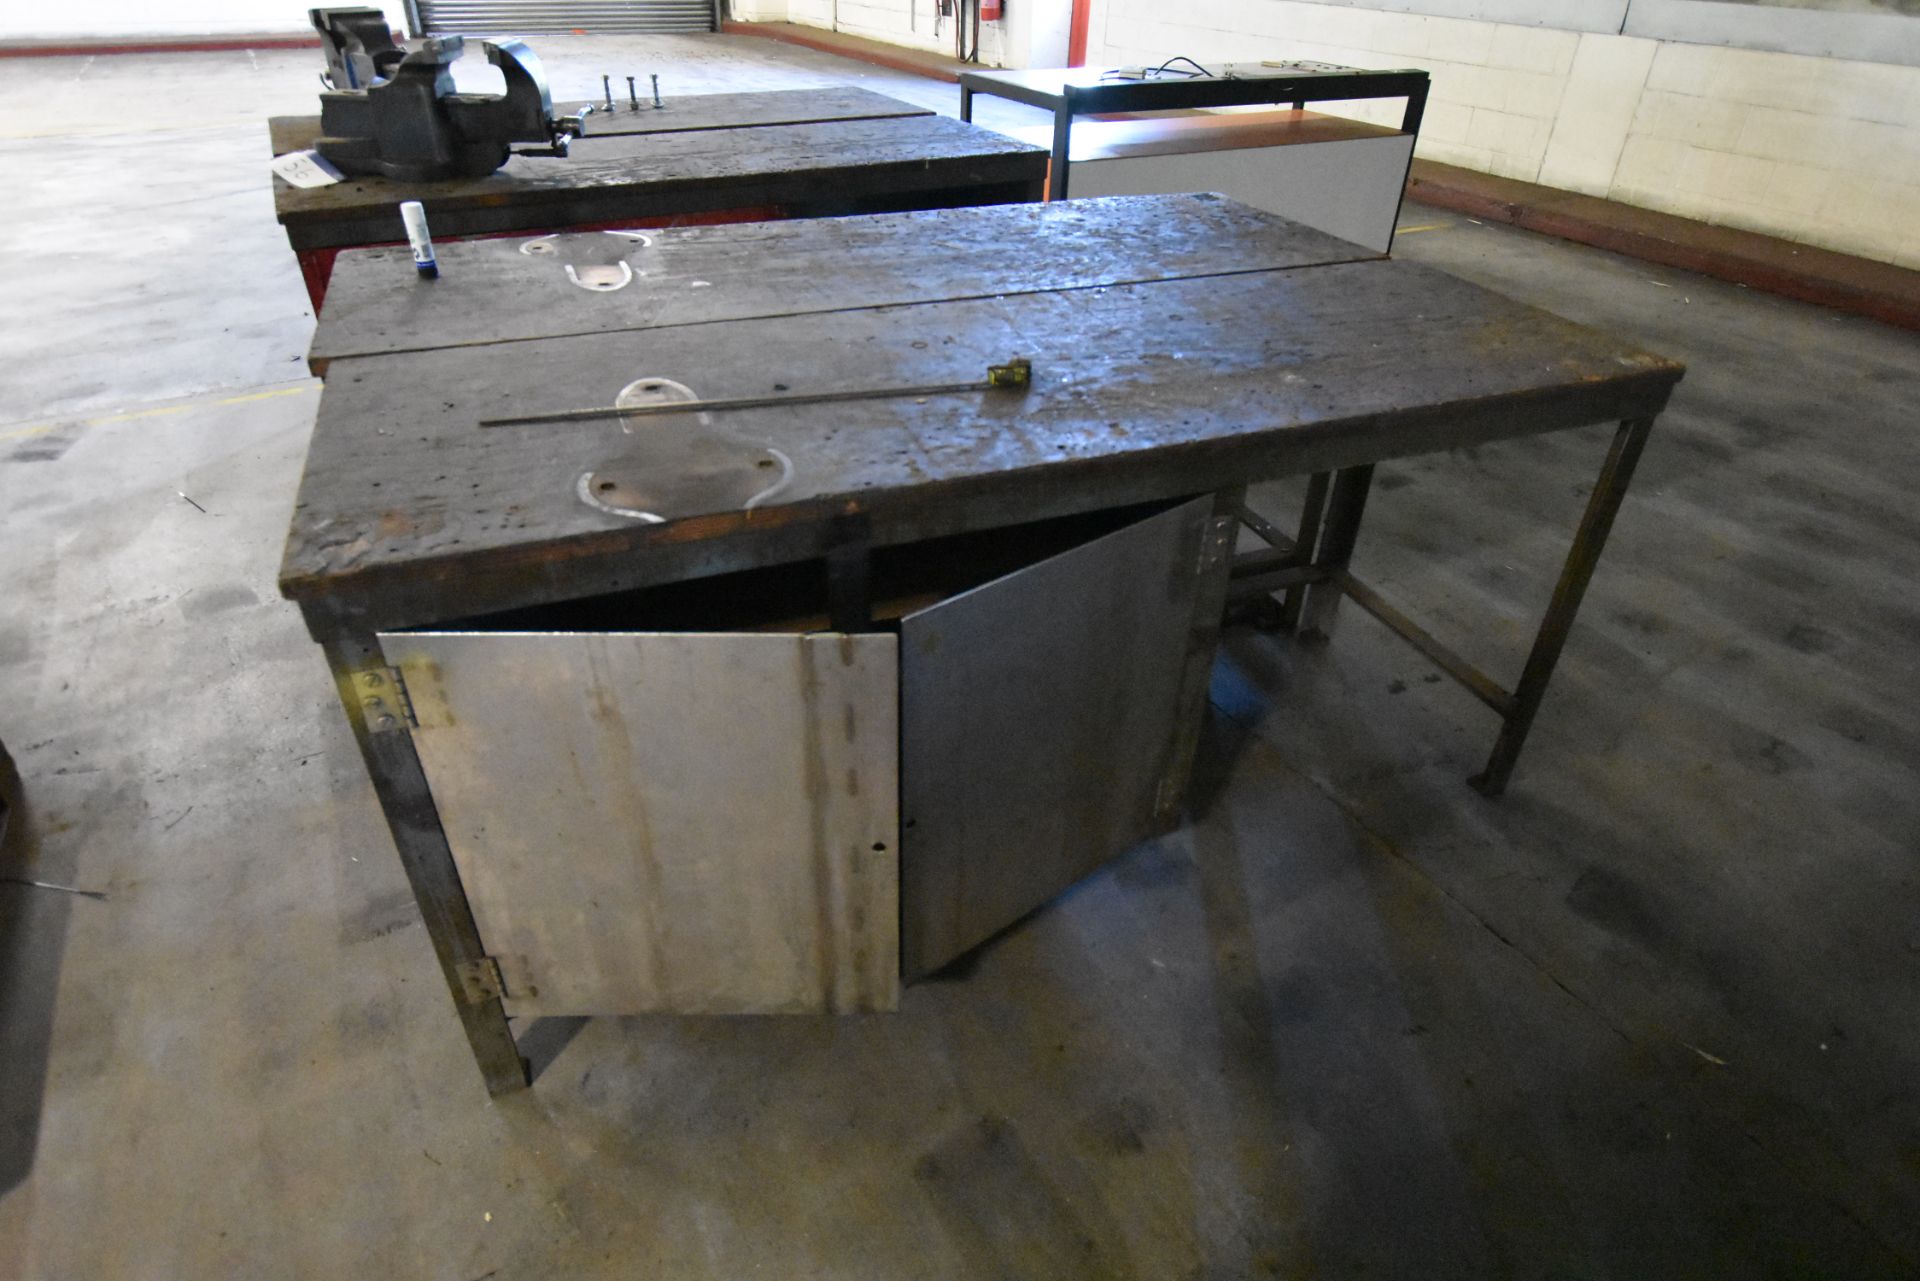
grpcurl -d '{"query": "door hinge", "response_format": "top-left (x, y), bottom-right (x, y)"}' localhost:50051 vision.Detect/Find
top-left (1154, 773), bottom-right (1183, 818)
top-left (455, 956), bottom-right (505, 1004)
top-left (353, 664), bottom-right (416, 733)
top-left (1197, 515), bottom-right (1235, 576)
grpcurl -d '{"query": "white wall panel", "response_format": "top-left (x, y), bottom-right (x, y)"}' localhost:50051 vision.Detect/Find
top-left (1066, 0), bottom-right (1920, 266)
top-left (0, 0), bottom-right (407, 38)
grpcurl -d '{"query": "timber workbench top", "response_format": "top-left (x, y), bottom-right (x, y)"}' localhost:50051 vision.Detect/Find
top-left (266, 85), bottom-right (934, 155)
top-left (268, 89), bottom-right (1043, 251)
top-left (281, 193), bottom-right (1681, 638)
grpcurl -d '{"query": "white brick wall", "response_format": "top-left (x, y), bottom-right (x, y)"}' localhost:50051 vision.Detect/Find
top-left (1536, 34), bottom-right (1655, 197)
top-left (731, 0), bottom-right (791, 21)
top-left (1610, 40), bottom-right (1920, 265)
top-left (734, 0), bottom-right (1920, 268)
top-left (773, 0), bottom-right (1012, 67)
top-left (1082, 0), bottom-right (1920, 267)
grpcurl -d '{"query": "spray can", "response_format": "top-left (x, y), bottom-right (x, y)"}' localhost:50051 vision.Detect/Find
top-left (399, 200), bottom-right (438, 279)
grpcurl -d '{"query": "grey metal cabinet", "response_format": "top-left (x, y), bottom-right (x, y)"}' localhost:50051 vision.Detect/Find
top-left (376, 496), bottom-right (1214, 1017)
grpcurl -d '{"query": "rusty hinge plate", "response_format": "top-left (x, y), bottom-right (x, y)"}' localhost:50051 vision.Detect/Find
top-left (353, 665), bottom-right (416, 733)
top-left (455, 956), bottom-right (505, 1004)
top-left (1197, 515), bottom-right (1236, 576)
top-left (1154, 773), bottom-right (1183, 817)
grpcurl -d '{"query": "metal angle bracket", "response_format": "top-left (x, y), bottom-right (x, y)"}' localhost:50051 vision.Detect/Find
top-left (1196, 514), bottom-right (1237, 576)
top-left (1153, 512), bottom-right (1239, 821)
top-left (1154, 772), bottom-right (1185, 818)
top-left (353, 665), bottom-right (417, 733)
top-left (455, 956), bottom-right (506, 1004)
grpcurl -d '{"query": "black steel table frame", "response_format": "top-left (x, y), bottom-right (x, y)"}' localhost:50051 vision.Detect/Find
top-left (1228, 417), bottom-right (1656, 797)
top-left (959, 65), bottom-right (1430, 202)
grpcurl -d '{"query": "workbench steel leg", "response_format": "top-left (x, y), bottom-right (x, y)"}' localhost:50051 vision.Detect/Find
top-left (1157, 488), bottom-right (1243, 826)
top-left (1387, 82), bottom-right (1431, 257)
top-left (323, 638), bottom-right (529, 1097)
top-left (1278, 470), bottom-right (1331, 631)
top-left (826, 513), bottom-right (873, 633)
top-left (1299, 465), bottom-right (1374, 639)
top-left (295, 247), bottom-right (338, 313)
top-left (1474, 417), bottom-right (1655, 797)
top-left (1048, 105), bottom-right (1073, 201)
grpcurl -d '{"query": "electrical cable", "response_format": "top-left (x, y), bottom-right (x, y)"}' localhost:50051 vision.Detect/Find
top-left (1098, 55), bottom-right (1214, 81)
top-left (1150, 55), bottom-right (1212, 77)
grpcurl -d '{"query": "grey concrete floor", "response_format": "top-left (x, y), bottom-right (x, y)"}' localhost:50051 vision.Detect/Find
top-left (1, 33), bottom-right (1917, 1281)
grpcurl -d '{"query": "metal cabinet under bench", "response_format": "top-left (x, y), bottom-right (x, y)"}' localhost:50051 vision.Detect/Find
top-left (378, 496), bottom-right (1222, 1018)
top-left (281, 194), bottom-right (1680, 1094)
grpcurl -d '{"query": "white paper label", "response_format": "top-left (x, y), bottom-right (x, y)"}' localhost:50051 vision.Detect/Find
top-left (271, 150), bottom-right (345, 189)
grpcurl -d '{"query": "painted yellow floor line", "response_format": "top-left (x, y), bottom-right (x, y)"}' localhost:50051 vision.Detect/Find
top-left (1395, 223), bottom-right (1448, 235)
top-left (0, 383), bottom-right (318, 444)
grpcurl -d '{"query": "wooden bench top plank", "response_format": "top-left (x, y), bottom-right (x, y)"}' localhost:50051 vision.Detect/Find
top-left (268, 86), bottom-right (933, 157)
top-left (273, 115), bottom-right (1047, 248)
top-left (270, 114), bottom-right (323, 157)
top-left (281, 253), bottom-right (1682, 633)
top-left (559, 85), bottom-right (932, 136)
top-left (308, 194), bottom-right (1380, 371)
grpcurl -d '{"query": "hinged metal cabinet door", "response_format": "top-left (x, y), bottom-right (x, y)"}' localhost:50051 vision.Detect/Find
top-left (376, 630), bottom-right (900, 1017)
top-left (898, 497), bottom-right (1214, 980)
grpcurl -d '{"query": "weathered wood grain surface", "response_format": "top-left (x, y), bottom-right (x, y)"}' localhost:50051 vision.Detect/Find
top-left (558, 85), bottom-right (930, 137)
top-left (281, 196), bottom-right (1683, 636)
top-left (269, 86), bottom-right (931, 158)
top-left (308, 194), bottom-right (1379, 370)
top-left (272, 114), bottom-right (1046, 248)
top-left (269, 115), bottom-right (321, 157)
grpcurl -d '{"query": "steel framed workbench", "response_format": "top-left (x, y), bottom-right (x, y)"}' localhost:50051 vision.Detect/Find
top-left (958, 61), bottom-right (1429, 202)
top-left (281, 194), bottom-right (1681, 1095)
top-left (269, 86), bottom-right (1047, 308)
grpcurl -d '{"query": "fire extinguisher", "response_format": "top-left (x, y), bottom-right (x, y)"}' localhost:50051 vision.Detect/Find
top-left (955, 0), bottom-right (993, 61)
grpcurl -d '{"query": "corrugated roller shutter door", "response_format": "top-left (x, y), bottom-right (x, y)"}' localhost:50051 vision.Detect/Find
top-left (416, 0), bottom-right (717, 34)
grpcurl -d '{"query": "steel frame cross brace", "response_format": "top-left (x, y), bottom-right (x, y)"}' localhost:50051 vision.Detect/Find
top-left (1230, 416), bottom-right (1657, 796)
